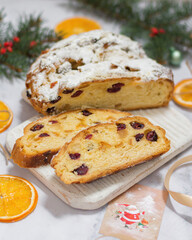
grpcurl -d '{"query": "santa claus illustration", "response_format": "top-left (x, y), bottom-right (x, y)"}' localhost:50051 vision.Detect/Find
top-left (116, 204), bottom-right (145, 225)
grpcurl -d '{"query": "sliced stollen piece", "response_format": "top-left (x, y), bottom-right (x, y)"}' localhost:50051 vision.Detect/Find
top-left (11, 109), bottom-right (130, 168)
top-left (26, 30), bottom-right (174, 115)
top-left (51, 116), bottom-right (170, 184)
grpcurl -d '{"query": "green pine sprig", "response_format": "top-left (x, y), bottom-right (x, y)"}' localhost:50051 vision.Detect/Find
top-left (74, 0), bottom-right (192, 64)
top-left (0, 10), bottom-right (62, 80)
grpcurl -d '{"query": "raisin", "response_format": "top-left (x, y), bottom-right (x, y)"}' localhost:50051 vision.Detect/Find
top-left (85, 134), bottom-right (93, 140)
top-left (26, 90), bottom-right (31, 98)
top-left (73, 164), bottom-right (88, 175)
top-left (49, 120), bottom-right (58, 124)
top-left (82, 110), bottom-right (92, 116)
top-left (50, 96), bottom-right (61, 104)
top-left (63, 89), bottom-right (74, 94)
top-left (69, 153), bottom-right (81, 160)
top-left (71, 90), bottom-right (83, 97)
top-left (146, 131), bottom-right (158, 142)
top-left (46, 107), bottom-right (56, 114)
top-left (130, 122), bottom-right (144, 129)
top-left (39, 133), bottom-right (50, 137)
top-left (107, 83), bottom-right (125, 93)
top-left (116, 123), bottom-right (126, 131)
top-left (135, 133), bottom-right (144, 142)
top-left (30, 124), bottom-right (44, 131)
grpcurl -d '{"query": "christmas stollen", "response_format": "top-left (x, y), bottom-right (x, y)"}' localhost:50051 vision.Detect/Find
top-left (26, 30), bottom-right (174, 115)
top-left (11, 109), bottom-right (130, 168)
top-left (51, 116), bottom-right (170, 184)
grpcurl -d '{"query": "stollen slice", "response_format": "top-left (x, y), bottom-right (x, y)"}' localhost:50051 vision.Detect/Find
top-left (51, 116), bottom-right (170, 184)
top-left (11, 108), bottom-right (130, 168)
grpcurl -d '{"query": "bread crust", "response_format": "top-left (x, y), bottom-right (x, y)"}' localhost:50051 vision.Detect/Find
top-left (51, 116), bottom-right (170, 184)
top-left (11, 143), bottom-right (58, 168)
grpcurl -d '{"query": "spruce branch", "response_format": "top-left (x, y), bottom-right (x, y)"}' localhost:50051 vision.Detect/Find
top-left (74, 0), bottom-right (192, 64)
top-left (0, 9), bottom-right (62, 80)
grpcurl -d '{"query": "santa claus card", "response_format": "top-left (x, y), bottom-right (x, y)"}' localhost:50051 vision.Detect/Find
top-left (99, 184), bottom-right (168, 240)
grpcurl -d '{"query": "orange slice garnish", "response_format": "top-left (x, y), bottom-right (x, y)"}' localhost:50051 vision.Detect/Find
top-left (173, 79), bottom-right (192, 108)
top-left (55, 17), bottom-right (101, 38)
top-left (0, 101), bottom-right (13, 133)
top-left (0, 175), bottom-right (38, 223)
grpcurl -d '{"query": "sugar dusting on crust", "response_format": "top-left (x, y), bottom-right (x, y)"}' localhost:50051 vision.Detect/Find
top-left (27, 30), bottom-right (173, 102)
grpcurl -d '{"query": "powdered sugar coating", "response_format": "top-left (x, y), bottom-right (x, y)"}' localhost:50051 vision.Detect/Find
top-left (27, 30), bottom-right (173, 102)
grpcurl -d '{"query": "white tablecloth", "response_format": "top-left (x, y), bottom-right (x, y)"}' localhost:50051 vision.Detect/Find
top-left (0, 1), bottom-right (192, 239)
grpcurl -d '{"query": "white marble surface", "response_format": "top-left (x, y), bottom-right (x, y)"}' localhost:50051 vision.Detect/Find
top-left (0, 0), bottom-right (192, 239)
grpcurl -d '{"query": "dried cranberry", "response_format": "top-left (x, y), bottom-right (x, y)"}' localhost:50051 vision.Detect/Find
top-left (39, 133), bottom-right (50, 137)
top-left (85, 134), bottom-right (93, 140)
top-left (135, 133), bottom-right (144, 142)
top-left (49, 120), bottom-right (58, 124)
top-left (146, 131), bottom-right (158, 142)
top-left (63, 89), bottom-right (74, 94)
top-left (69, 153), bottom-right (81, 160)
top-left (26, 90), bottom-right (31, 98)
top-left (116, 123), bottom-right (126, 131)
top-left (71, 90), bottom-right (83, 98)
top-left (30, 124), bottom-right (44, 131)
top-left (82, 110), bottom-right (92, 116)
top-left (107, 83), bottom-right (125, 93)
top-left (130, 122), bottom-right (144, 129)
top-left (50, 96), bottom-right (61, 104)
top-left (46, 107), bottom-right (56, 114)
top-left (73, 164), bottom-right (88, 175)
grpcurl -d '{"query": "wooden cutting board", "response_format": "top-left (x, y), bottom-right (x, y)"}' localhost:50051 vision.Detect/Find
top-left (6, 107), bottom-right (192, 210)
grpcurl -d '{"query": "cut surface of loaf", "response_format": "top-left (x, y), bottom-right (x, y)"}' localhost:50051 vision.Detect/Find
top-left (26, 30), bottom-right (174, 115)
top-left (11, 109), bottom-right (130, 168)
top-left (51, 116), bottom-right (170, 184)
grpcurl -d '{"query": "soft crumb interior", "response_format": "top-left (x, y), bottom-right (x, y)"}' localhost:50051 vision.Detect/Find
top-left (55, 117), bottom-right (169, 183)
top-left (20, 109), bottom-right (129, 155)
top-left (45, 79), bottom-right (173, 114)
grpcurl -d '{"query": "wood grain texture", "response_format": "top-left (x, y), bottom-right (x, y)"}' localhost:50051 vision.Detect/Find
top-left (6, 107), bottom-right (192, 210)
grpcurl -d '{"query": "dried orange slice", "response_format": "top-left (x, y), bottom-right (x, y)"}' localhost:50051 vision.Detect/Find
top-left (173, 79), bottom-right (192, 108)
top-left (55, 17), bottom-right (101, 38)
top-left (0, 175), bottom-right (38, 223)
top-left (0, 101), bottom-right (13, 133)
